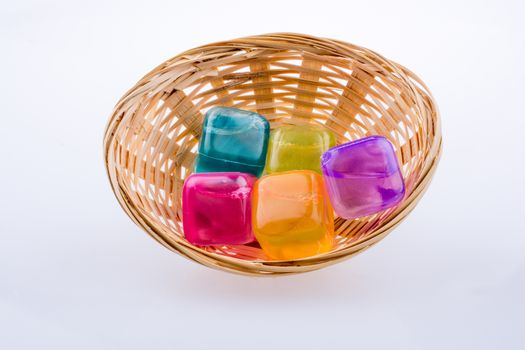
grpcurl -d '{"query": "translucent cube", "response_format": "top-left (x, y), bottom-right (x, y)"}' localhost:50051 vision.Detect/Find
top-left (195, 107), bottom-right (270, 177)
top-left (321, 136), bottom-right (405, 219)
top-left (182, 172), bottom-right (256, 246)
top-left (252, 170), bottom-right (334, 260)
top-left (265, 125), bottom-right (336, 174)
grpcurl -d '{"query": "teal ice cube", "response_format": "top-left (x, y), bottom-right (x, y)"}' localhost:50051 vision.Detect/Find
top-left (195, 107), bottom-right (270, 177)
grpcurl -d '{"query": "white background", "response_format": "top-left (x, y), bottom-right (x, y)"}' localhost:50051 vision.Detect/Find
top-left (1, 0), bottom-right (524, 349)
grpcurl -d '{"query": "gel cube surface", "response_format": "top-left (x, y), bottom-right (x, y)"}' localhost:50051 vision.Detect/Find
top-left (252, 170), bottom-right (334, 260)
top-left (182, 172), bottom-right (256, 246)
top-left (321, 136), bottom-right (405, 219)
top-left (265, 125), bottom-right (336, 174)
top-left (195, 107), bottom-right (270, 177)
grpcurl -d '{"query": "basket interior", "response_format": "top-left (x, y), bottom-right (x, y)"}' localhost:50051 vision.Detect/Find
top-left (105, 36), bottom-right (437, 265)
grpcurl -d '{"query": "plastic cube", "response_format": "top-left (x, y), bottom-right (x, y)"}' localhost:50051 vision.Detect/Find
top-left (265, 124), bottom-right (336, 174)
top-left (195, 107), bottom-right (270, 177)
top-left (321, 136), bottom-right (405, 219)
top-left (182, 172), bottom-right (256, 246)
top-left (252, 170), bottom-right (334, 260)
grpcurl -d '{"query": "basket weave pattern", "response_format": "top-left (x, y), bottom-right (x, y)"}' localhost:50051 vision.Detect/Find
top-left (104, 33), bottom-right (442, 275)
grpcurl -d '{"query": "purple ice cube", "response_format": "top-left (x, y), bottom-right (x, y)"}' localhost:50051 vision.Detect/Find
top-left (321, 136), bottom-right (405, 219)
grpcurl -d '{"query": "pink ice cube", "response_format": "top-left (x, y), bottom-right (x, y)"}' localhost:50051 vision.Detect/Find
top-left (182, 172), bottom-right (256, 246)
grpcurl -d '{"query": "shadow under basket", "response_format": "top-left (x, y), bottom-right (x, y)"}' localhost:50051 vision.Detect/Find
top-left (104, 33), bottom-right (442, 276)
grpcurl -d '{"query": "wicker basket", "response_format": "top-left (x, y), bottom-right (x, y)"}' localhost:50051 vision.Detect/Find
top-left (104, 33), bottom-right (441, 276)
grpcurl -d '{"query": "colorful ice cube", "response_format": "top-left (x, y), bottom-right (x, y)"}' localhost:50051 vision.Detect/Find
top-left (195, 107), bottom-right (270, 177)
top-left (265, 124), bottom-right (336, 174)
top-left (321, 136), bottom-right (405, 219)
top-left (182, 172), bottom-right (256, 246)
top-left (252, 170), bottom-right (334, 260)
